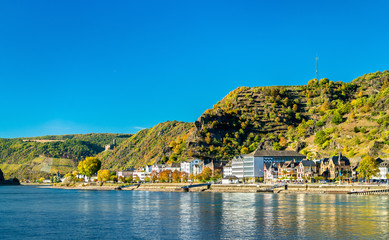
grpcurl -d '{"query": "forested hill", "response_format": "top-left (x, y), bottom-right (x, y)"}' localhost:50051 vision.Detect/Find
top-left (99, 121), bottom-right (194, 169)
top-left (101, 70), bottom-right (389, 169)
top-left (3, 71), bottom-right (389, 178)
top-left (0, 133), bottom-right (131, 179)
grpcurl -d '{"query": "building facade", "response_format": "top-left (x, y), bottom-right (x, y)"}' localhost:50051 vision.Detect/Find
top-left (180, 158), bottom-right (202, 175)
top-left (231, 150), bottom-right (305, 179)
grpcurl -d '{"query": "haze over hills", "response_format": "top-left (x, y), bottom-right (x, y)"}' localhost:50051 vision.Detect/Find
top-left (1, 71), bottom-right (389, 179)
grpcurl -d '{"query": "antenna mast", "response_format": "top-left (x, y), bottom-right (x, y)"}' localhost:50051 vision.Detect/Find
top-left (315, 55), bottom-right (319, 80)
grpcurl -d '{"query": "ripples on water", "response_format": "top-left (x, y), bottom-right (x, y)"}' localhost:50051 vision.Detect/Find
top-left (0, 186), bottom-right (388, 239)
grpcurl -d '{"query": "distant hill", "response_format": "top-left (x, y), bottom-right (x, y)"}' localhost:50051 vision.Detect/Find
top-left (0, 133), bottom-right (131, 179)
top-left (102, 70), bottom-right (389, 169)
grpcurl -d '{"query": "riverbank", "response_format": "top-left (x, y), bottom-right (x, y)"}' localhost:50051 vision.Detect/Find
top-left (50, 183), bottom-right (389, 194)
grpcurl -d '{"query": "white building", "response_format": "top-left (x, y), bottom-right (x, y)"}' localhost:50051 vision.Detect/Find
top-left (373, 161), bottom-right (389, 180)
top-left (193, 161), bottom-right (204, 175)
top-left (152, 164), bottom-right (165, 173)
top-left (117, 169), bottom-right (135, 178)
top-left (231, 150), bottom-right (305, 179)
top-left (223, 163), bottom-right (232, 178)
top-left (181, 158), bottom-right (202, 175)
top-left (145, 165), bottom-right (153, 174)
top-left (133, 170), bottom-right (146, 181)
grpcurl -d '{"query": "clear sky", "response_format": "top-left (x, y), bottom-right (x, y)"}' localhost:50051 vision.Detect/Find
top-left (1, 0), bottom-right (389, 138)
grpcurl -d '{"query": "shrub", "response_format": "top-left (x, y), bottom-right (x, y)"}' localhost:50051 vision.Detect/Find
top-left (331, 111), bottom-right (344, 125)
top-left (317, 120), bottom-right (325, 127)
top-left (322, 140), bottom-right (330, 149)
top-left (314, 130), bottom-right (328, 145)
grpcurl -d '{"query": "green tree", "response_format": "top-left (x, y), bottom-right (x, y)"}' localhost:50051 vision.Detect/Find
top-left (161, 155), bottom-right (168, 163)
top-left (78, 157), bottom-right (101, 177)
top-left (314, 130), bottom-right (327, 145)
top-left (145, 176), bottom-right (151, 182)
top-left (97, 169), bottom-right (111, 183)
top-left (125, 175), bottom-right (133, 183)
top-left (135, 175), bottom-right (140, 183)
top-left (272, 142), bottom-right (282, 150)
top-left (357, 156), bottom-right (379, 181)
top-left (332, 111), bottom-right (344, 125)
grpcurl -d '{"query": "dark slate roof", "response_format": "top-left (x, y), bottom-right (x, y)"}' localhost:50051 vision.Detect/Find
top-left (264, 162), bottom-right (272, 169)
top-left (376, 158), bottom-right (384, 164)
top-left (320, 158), bottom-right (329, 163)
top-left (330, 154), bottom-right (350, 166)
top-left (282, 161), bottom-right (299, 168)
top-left (247, 150), bottom-right (305, 157)
top-left (301, 160), bottom-right (316, 167)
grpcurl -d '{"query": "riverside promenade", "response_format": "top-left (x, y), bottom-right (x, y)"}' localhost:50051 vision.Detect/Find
top-left (51, 182), bottom-right (389, 194)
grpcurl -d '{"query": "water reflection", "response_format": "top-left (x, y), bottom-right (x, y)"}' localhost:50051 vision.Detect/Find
top-left (0, 187), bottom-right (388, 240)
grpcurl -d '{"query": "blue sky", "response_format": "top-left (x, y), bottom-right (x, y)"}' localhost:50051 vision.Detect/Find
top-left (1, 0), bottom-right (388, 138)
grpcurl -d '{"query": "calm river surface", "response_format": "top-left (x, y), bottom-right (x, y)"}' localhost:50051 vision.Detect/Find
top-left (0, 186), bottom-right (388, 240)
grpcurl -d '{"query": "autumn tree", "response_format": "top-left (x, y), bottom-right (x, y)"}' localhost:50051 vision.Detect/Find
top-left (240, 147), bottom-right (249, 154)
top-left (150, 171), bottom-right (158, 183)
top-left (172, 170), bottom-right (181, 183)
top-left (78, 157), bottom-right (101, 178)
top-left (279, 137), bottom-right (288, 147)
top-left (189, 173), bottom-right (196, 182)
top-left (118, 176), bottom-right (125, 183)
top-left (201, 167), bottom-right (212, 182)
top-left (357, 156), bottom-right (379, 181)
top-left (213, 169), bottom-right (222, 180)
top-left (97, 169), bottom-right (111, 184)
top-left (319, 101), bottom-right (331, 114)
top-left (159, 170), bottom-right (171, 183)
top-left (180, 172), bottom-right (188, 182)
top-left (292, 104), bottom-right (298, 112)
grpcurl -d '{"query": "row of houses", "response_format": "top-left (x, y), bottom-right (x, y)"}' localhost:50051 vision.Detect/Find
top-left (262, 154), bottom-right (354, 183)
top-left (223, 150), bottom-right (389, 183)
top-left (117, 158), bottom-right (223, 181)
top-left (115, 149), bottom-right (389, 183)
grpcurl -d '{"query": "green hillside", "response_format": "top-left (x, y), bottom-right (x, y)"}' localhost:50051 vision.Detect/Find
top-left (102, 70), bottom-right (389, 170)
top-left (99, 121), bottom-right (194, 169)
top-left (0, 133), bottom-right (131, 179)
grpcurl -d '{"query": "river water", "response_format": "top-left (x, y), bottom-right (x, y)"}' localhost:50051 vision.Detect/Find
top-left (0, 186), bottom-right (388, 239)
